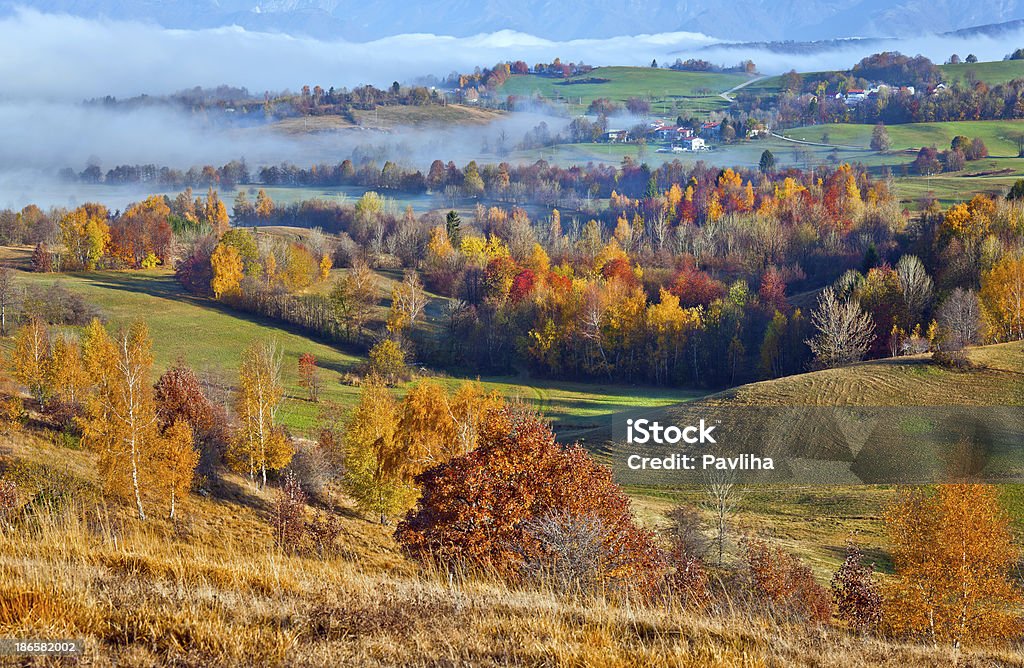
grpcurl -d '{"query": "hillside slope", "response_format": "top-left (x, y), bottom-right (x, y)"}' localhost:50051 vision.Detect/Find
top-left (2, 407), bottom-right (1020, 666)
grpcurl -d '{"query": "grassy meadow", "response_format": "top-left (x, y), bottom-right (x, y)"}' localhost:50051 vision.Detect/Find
top-left (5, 263), bottom-right (692, 438)
top-left (498, 66), bottom-right (749, 117)
top-left (3, 341), bottom-right (1024, 664)
top-left (783, 120), bottom-right (1024, 156)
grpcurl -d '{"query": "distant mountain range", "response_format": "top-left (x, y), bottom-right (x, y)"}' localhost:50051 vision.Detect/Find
top-left (6, 0), bottom-right (1024, 42)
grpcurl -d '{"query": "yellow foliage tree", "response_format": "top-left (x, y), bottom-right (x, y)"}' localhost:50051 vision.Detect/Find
top-left (210, 243), bottom-right (244, 299)
top-left (343, 376), bottom-right (415, 523)
top-left (203, 188), bottom-right (230, 236)
top-left (60, 205), bottom-right (110, 270)
top-left (979, 253), bottom-right (1024, 341)
top-left (318, 254), bottom-right (333, 282)
top-left (255, 188), bottom-right (274, 219)
top-left (154, 419), bottom-right (199, 520)
top-left (48, 334), bottom-right (87, 406)
top-left (11, 318), bottom-right (51, 405)
top-left (228, 340), bottom-right (291, 488)
top-left (526, 242), bottom-right (550, 276)
top-left (80, 320), bottom-right (158, 520)
top-left (883, 484), bottom-right (1022, 645)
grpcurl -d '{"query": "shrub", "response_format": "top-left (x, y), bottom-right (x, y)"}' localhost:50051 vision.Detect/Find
top-left (663, 505), bottom-right (712, 609)
top-left (0, 396), bottom-right (24, 435)
top-left (274, 471), bottom-right (307, 553)
top-left (0, 478), bottom-right (18, 528)
top-left (396, 406), bottom-right (664, 595)
top-left (831, 542), bottom-right (882, 632)
top-left (524, 510), bottom-right (608, 594)
top-left (932, 348), bottom-right (973, 370)
top-left (743, 537), bottom-right (831, 624)
top-left (305, 510), bottom-right (345, 558)
top-left (368, 339), bottom-right (406, 385)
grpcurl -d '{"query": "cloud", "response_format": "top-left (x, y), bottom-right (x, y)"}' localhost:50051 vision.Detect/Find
top-left (1, 7), bottom-right (1023, 101)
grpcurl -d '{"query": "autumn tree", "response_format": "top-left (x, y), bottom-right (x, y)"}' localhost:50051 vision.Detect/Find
top-left (0, 266), bottom-right (18, 335)
top-left (394, 379), bottom-right (505, 469)
top-left (11, 318), bottom-right (51, 405)
top-left (883, 484), bottom-right (1022, 645)
top-left (48, 333), bottom-right (87, 408)
top-left (255, 188), bottom-right (275, 221)
top-left (80, 320), bottom-right (158, 520)
top-left (807, 287), bottom-right (875, 367)
top-left (979, 253), bottom-right (1024, 341)
top-left (396, 406), bottom-right (663, 593)
top-left (368, 338), bottom-right (406, 384)
top-left (228, 340), bottom-right (292, 488)
top-left (154, 361), bottom-right (226, 475)
top-left (60, 204), bottom-right (110, 270)
top-left (831, 542), bottom-right (882, 632)
top-left (210, 242), bottom-right (244, 299)
top-left (154, 419), bottom-right (199, 519)
top-left (298, 353), bottom-right (320, 402)
top-left (744, 537), bottom-right (831, 623)
top-left (330, 260), bottom-right (377, 340)
top-left (342, 376), bottom-right (414, 523)
top-left (203, 188), bottom-right (230, 236)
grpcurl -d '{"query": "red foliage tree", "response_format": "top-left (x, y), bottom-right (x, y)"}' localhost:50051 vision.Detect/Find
top-left (831, 541), bottom-right (882, 632)
top-left (396, 406), bottom-right (663, 594)
top-left (601, 257), bottom-right (639, 289)
top-left (670, 261), bottom-right (726, 308)
top-left (758, 266), bottom-right (789, 313)
top-left (744, 537), bottom-right (832, 624)
top-left (509, 269), bottom-right (537, 304)
top-left (154, 360), bottom-right (227, 451)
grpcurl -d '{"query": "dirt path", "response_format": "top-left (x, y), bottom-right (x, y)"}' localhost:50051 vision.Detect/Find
top-left (719, 75), bottom-right (768, 101)
top-left (769, 131), bottom-right (868, 151)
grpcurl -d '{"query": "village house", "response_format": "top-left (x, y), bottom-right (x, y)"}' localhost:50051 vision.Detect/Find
top-left (682, 136), bottom-right (706, 151)
top-left (654, 126), bottom-right (694, 142)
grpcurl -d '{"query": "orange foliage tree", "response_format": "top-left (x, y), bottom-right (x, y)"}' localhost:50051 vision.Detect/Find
top-left (883, 484), bottom-right (1022, 645)
top-left (396, 406), bottom-right (663, 593)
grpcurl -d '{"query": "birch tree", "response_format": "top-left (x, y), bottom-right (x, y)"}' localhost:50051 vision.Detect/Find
top-left (228, 340), bottom-right (292, 488)
top-left (81, 320), bottom-right (158, 520)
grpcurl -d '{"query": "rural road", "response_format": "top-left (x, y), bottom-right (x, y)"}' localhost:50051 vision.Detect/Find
top-left (719, 75), bottom-right (768, 101)
top-left (769, 131), bottom-right (867, 151)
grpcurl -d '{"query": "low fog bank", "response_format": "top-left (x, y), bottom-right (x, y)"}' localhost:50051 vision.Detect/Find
top-left (0, 99), bottom-right (570, 210)
top-left (4, 7), bottom-right (1024, 209)
top-left (694, 30), bottom-right (1024, 73)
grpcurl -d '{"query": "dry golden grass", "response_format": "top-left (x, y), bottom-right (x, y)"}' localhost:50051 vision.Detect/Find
top-left (2, 432), bottom-right (1024, 666)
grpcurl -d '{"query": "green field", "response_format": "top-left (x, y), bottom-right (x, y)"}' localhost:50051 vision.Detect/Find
top-left (784, 119), bottom-right (1024, 156)
top-left (939, 59), bottom-right (1024, 86)
top-left (738, 59), bottom-right (1024, 100)
top-left (782, 120), bottom-right (1024, 205)
top-left (498, 66), bottom-right (750, 117)
top-left (8, 268), bottom-right (694, 437)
